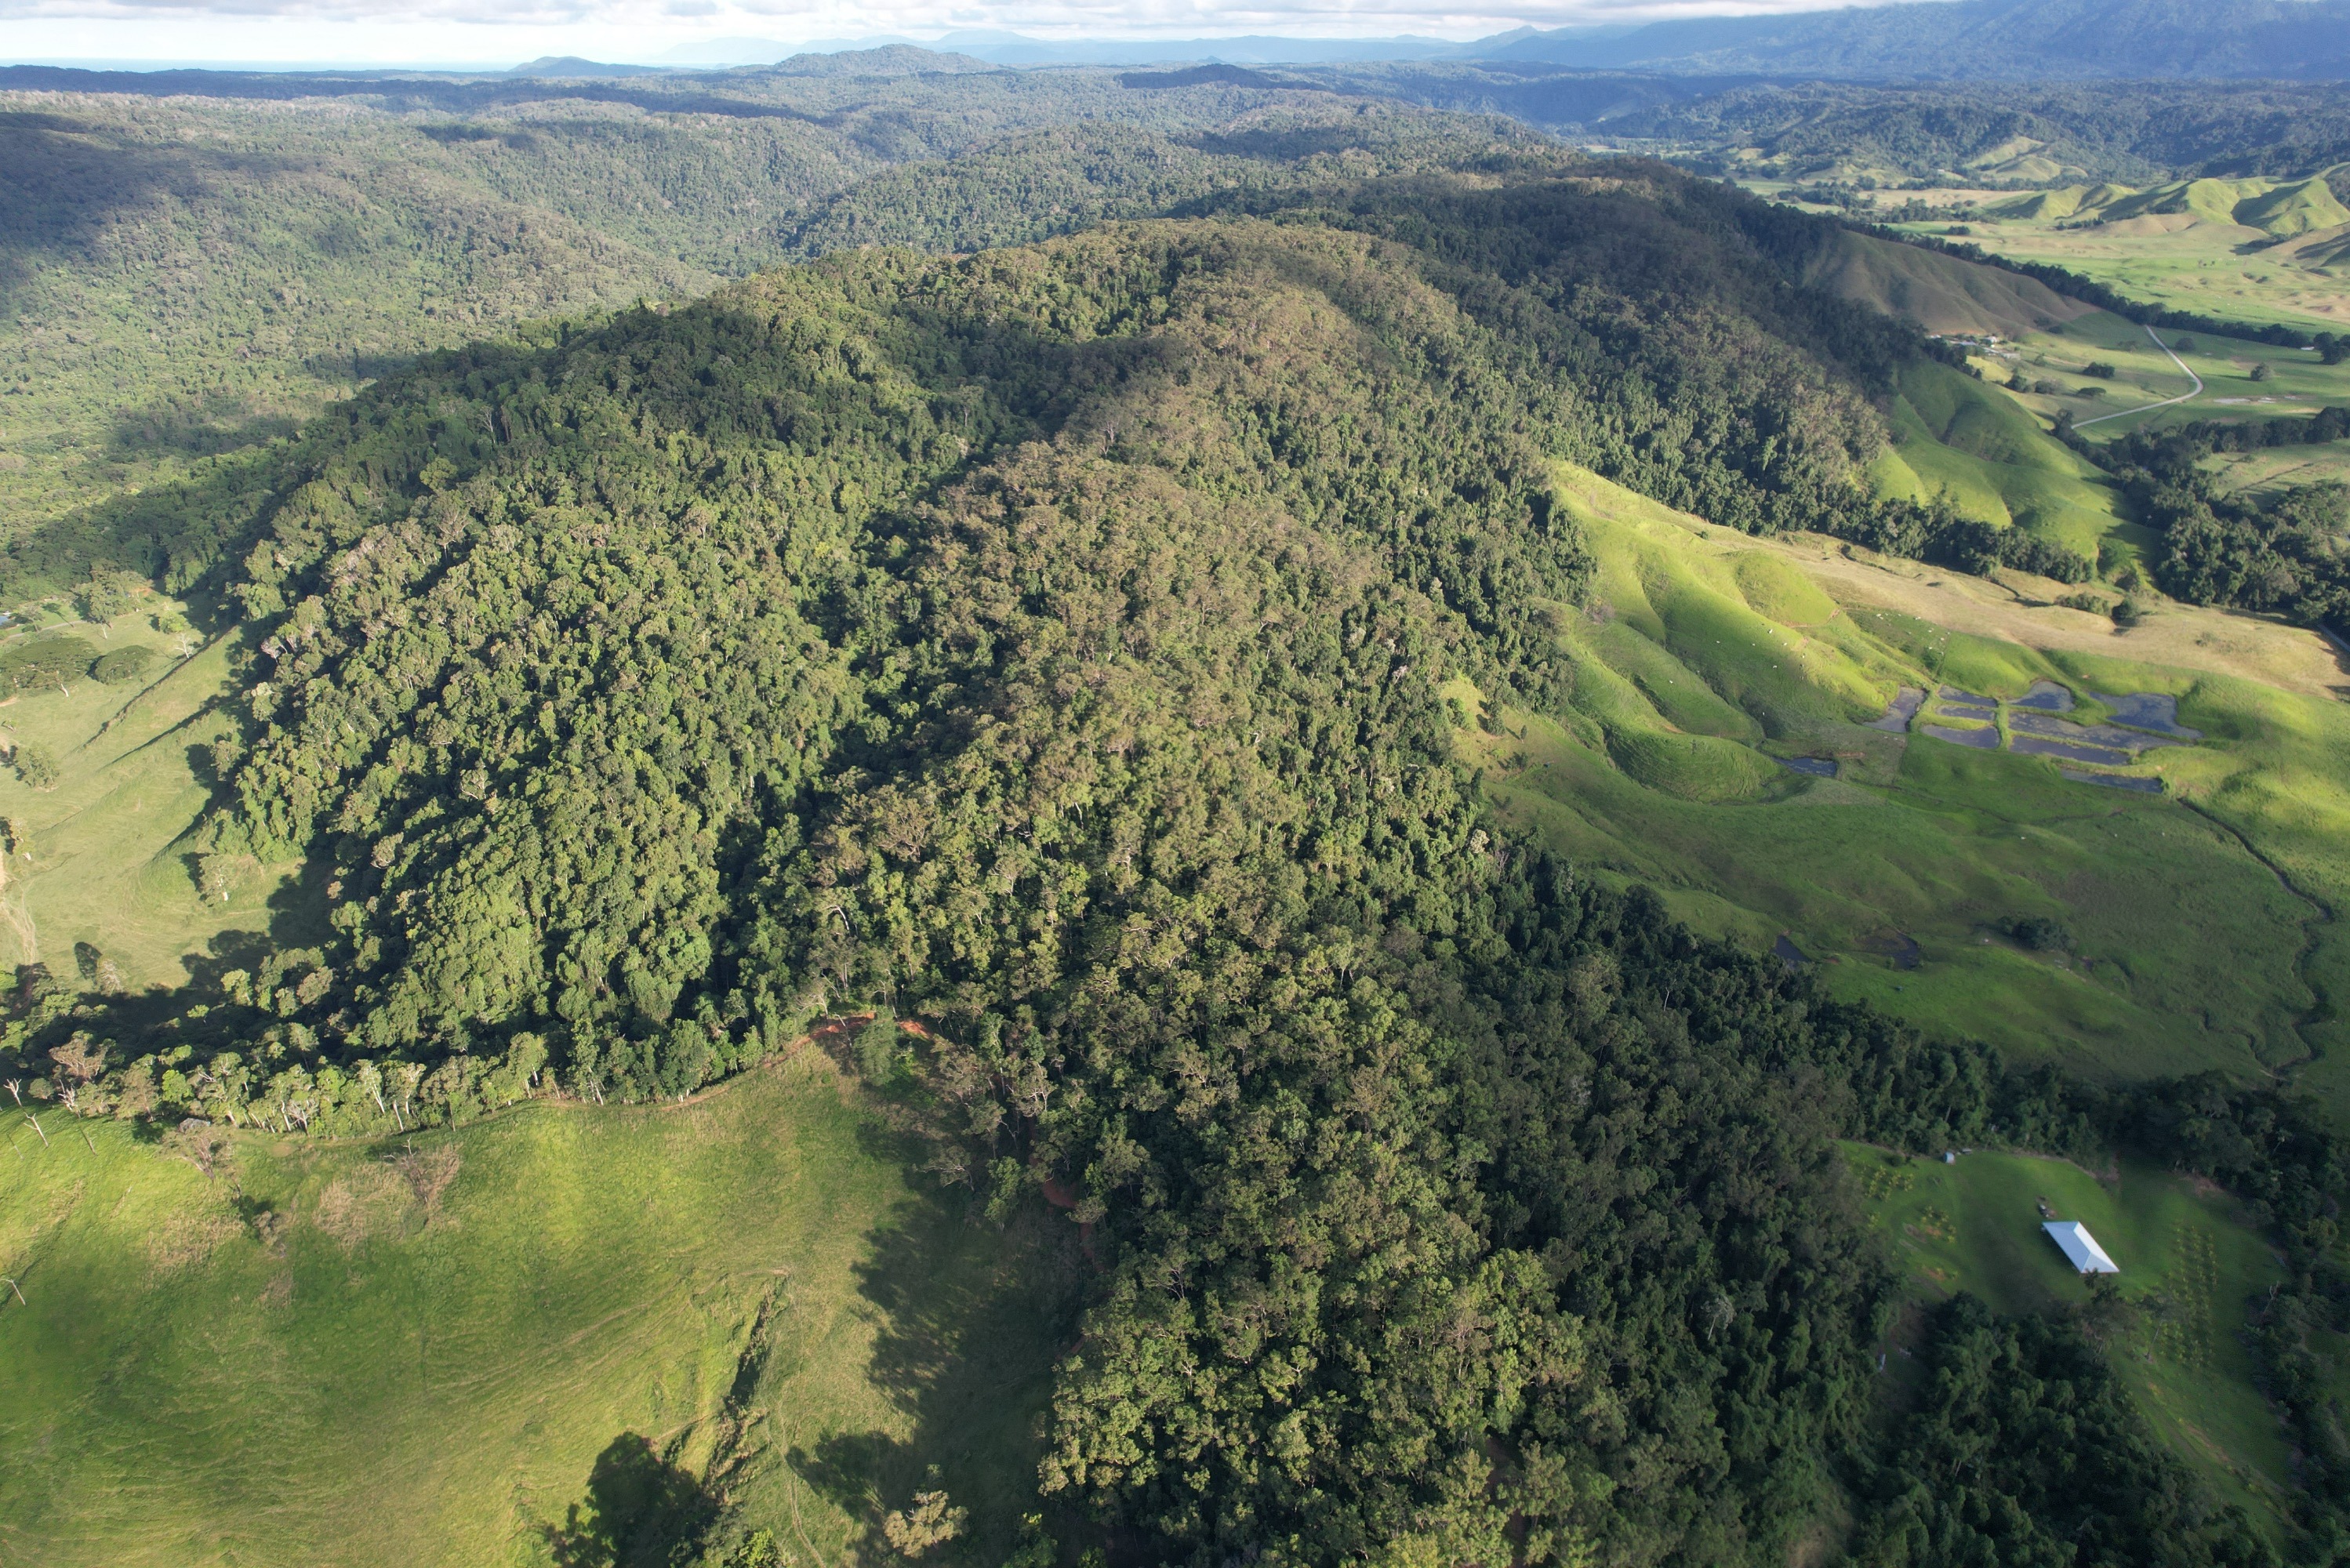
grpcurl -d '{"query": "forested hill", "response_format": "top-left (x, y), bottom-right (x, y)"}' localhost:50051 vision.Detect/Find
top-left (0, 61), bottom-right (1390, 529)
top-left (1478, 0), bottom-right (2350, 81)
top-left (3, 162), bottom-right (2300, 1565)
top-left (1307, 71), bottom-right (2350, 186)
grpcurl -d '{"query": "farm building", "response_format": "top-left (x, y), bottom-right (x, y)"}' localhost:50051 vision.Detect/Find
top-left (2043, 1220), bottom-right (2119, 1274)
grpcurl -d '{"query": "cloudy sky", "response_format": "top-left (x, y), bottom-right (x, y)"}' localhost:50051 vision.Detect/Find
top-left (1, 0), bottom-right (1886, 67)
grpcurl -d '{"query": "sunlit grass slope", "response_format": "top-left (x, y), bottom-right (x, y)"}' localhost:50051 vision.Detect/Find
top-left (1846, 1142), bottom-right (2292, 1533)
top-left (0, 601), bottom-right (300, 993)
top-left (1458, 463), bottom-right (2348, 1105)
top-left (1870, 358), bottom-right (2137, 562)
top-left (0, 1056), bottom-right (1067, 1568)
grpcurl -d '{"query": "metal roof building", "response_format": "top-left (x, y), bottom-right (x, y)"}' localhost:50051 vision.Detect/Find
top-left (2043, 1220), bottom-right (2119, 1274)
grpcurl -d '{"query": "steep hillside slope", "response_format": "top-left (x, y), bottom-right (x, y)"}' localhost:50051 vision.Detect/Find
top-left (1799, 228), bottom-right (2094, 336)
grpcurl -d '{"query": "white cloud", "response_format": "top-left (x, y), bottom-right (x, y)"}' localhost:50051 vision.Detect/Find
top-left (0, 0), bottom-right (1898, 65)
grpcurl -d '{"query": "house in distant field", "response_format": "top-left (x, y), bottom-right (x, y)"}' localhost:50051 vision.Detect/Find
top-left (2043, 1220), bottom-right (2119, 1275)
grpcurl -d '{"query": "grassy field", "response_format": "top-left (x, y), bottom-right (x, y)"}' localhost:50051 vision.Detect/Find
top-left (1980, 308), bottom-right (2350, 442)
top-left (0, 1052), bottom-right (1071, 1567)
top-left (0, 591), bottom-right (301, 994)
top-left (1767, 175), bottom-right (2350, 335)
top-left (1455, 464), bottom-right (2350, 1107)
top-left (1846, 1141), bottom-right (2293, 1533)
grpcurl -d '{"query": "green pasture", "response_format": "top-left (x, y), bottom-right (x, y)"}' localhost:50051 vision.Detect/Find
top-left (1880, 172), bottom-right (2350, 334)
top-left (1845, 1142), bottom-right (2292, 1530)
top-left (0, 600), bottom-right (295, 993)
top-left (1463, 465), bottom-right (2349, 1102)
top-left (0, 1055), bottom-right (1067, 1568)
top-left (1985, 309), bottom-right (2350, 443)
top-left (1869, 358), bottom-right (2138, 561)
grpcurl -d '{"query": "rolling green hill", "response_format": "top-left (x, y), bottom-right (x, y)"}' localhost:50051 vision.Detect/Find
top-left (5, 148), bottom-right (2350, 1568)
top-left (1985, 173), bottom-right (2350, 237)
top-left (1870, 358), bottom-right (2134, 560)
top-left (0, 1053), bottom-right (1071, 1568)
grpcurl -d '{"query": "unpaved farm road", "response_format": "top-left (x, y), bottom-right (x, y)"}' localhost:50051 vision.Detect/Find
top-left (2076, 325), bottom-right (2205, 428)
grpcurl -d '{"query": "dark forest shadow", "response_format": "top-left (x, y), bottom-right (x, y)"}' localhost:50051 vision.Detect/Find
top-left (544, 1433), bottom-right (719, 1568)
top-left (783, 1175), bottom-right (1088, 1565)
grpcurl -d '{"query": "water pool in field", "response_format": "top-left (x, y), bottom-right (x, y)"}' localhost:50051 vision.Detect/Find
top-left (2012, 735), bottom-right (2135, 767)
top-left (1912, 684), bottom-right (2194, 791)
top-left (2013, 680), bottom-right (2076, 712)
top-left (2091, 691), bottom-right (2203, 740)
top-left (2063, 768), bottom-right (2164, 793)
top-left (1868, 686), bottom-right (1924, 732)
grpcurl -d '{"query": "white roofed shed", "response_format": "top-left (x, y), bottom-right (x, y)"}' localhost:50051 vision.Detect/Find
top-left (2043, 1220), bottom-right (2119, 1275)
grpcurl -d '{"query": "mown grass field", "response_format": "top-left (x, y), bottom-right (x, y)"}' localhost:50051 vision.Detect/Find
top-left (1845, 1142), bottom-right (2292, 1533)
top-left (1456, 464), bottom-right (2350, 1108)
top-left (0, 1053), bottom-right (1070, 1568)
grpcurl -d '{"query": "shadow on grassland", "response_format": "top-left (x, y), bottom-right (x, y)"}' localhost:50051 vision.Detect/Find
top-left (786, 1173), bottom-right (1088, 1566)
top-left (545, 1433), bottom-right (721, 1568)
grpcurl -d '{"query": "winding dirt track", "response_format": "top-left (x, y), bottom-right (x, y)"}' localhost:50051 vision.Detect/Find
top-left (2076, 325), bottom-right (2204, 428)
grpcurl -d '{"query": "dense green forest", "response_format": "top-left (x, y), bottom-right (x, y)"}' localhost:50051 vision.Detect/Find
top-left (0, 56), bottom-right (1371, 527)
top-left (7, 133), bottom-right (2350, 1563)
top-left (1292, 70), bottom-right (2350, 186)
top-left (16, 50), bottom-right (2350, 543)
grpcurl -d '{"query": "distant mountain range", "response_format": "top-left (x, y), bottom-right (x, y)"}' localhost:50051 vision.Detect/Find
top-left (1480, 0), bottom-right (2350, 81)
top-left (34, 0), bottom-right (2345, 82)
top-left (651, 0), bottom-right (2350, 82)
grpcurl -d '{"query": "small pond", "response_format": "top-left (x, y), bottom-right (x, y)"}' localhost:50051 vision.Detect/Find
top-left (1867, 686), bottom-right (1924, 732)
top-left (2011, 735), bottom-right (2135, 767)
top-left (2012, 680), bottom-right (2075, 713)
top-left (2090, 690), bottom-right (2203, 740)
top-left (2061, 768), bottom-right (2164, 794)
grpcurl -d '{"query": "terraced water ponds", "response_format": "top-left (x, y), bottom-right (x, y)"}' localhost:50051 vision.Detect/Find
top-left (1871, 681), bottom-right (2195, 789)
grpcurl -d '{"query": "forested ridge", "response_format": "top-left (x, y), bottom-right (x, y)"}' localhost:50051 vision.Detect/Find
top-left (4, 158), bottom-right (2343, 1565)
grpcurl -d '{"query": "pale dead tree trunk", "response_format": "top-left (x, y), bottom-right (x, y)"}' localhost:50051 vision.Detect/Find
top-left (24, 1112), bottom-right (48, 1148)
top-left (1, 1278), bottom-right (23, 1306)
top-left (4, 1080), bottom-right (19, 1105)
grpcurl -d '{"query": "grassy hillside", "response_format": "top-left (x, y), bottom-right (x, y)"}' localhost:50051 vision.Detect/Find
top-left (1846, 1142), bottom-right (2293, 1533)
top-left (1800, 229), bottom-right (2094, 337)
top-left (1871, 358), bottom-right (2137, 561)
top-left (0, 602), bottom-right (283, 993)
top-left (0, 1052), bottom-right (1070, 1567)
top-left (1455, 463), bottom-right (2350, 1107)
